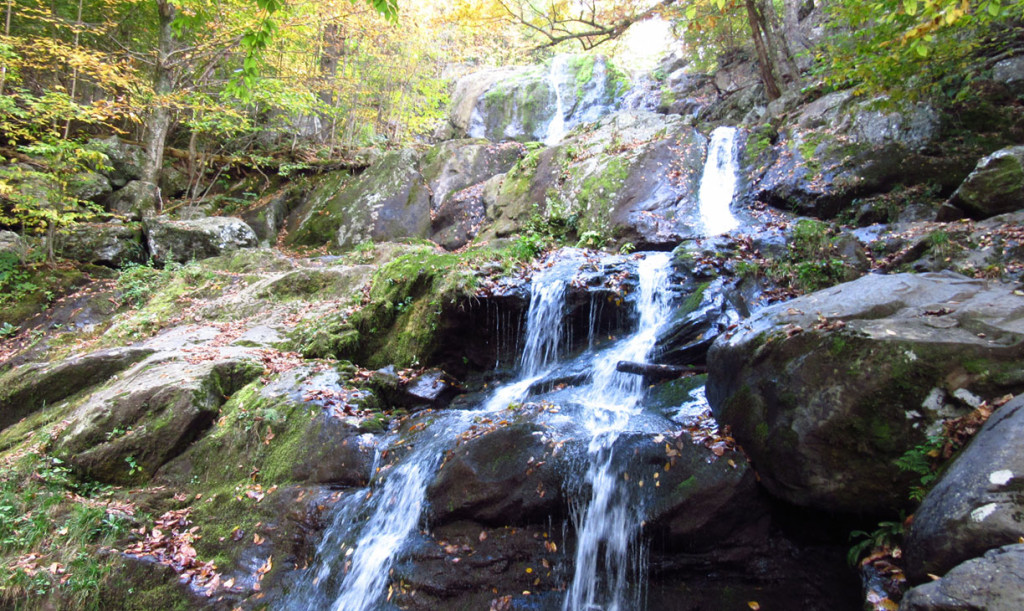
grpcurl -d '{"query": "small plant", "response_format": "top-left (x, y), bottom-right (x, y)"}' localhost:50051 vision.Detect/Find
top-left (0, 322), bottom-right (17, 337)
top-left (124, 455), bottom-right (141, 477)
top-left (848, 515), bottom-right (906, 566)
top-left (894, 435), bottom-right (943, 501)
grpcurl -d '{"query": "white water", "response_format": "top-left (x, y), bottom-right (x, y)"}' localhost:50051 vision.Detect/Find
top-left (288, 251), bottom-right (675, 611)
top-left (698, 126), bottom-right (741, 236)
top-left (544, 56), bottom-right (570, 146)
top-left (563, 252), bottom-right (674, 611)
top-left (287, 255), bottom-right (582, 611)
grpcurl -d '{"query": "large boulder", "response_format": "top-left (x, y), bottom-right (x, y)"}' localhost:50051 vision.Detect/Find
top-left (903, 396), bottom-right (1024, 580)
top-left (419, 139), bottom-right (523, 249)
top-left (0, 230), bottom-right (24, 260)
top-left (900, 544), bottom-right (1024, 611)
top-left (57, 222), bottom-right (144, 267)
top-left (485, 111), bottom-right (709, 248)
top-left (707, 272), bottom-right (1024, 513)
top-left (948, 146), bottom-right (1024, 219)
top-left (58, 353), bottom-right (262, 484)
top-left (747, 92), bottom-right (971, 218)
top-left (426, 418), bottom-right (577, 526)
top-left (0, 346), bottom-right (154, 431)
top-left (145, 215), bottom-right (257, 265)
top-left (90, 136), bottom-right (145, 187)
top-left (68, 170), bottom-right (113, 203)
top-left (107, 180), bottom-right (160, 219)
top-left (285, 149), bottom-right (430, 249)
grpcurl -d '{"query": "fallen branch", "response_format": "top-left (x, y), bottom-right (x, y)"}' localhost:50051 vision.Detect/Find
top-left (615, 361), bottom-right (706, 382)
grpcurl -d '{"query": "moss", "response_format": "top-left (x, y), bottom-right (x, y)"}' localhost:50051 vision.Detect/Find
top-left (575, 156), bottom-right (630, 236)
top-left (675, 474), bottom-right (698, 493)
top-left (569, 55), bottom-right (596, 101)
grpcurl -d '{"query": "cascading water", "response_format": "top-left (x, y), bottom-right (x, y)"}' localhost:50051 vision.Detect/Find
top-left (698, 126), bottom-right (741, 236)
top-left (544, 56), bottom-right (570, 146)
top-left (562, 252), bottom-right (675, 611)
top-left (286, 255), bottom-right (583, 611)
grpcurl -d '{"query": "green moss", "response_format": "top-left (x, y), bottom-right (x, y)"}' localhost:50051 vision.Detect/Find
top-left (675, 474), bottom-right (698, 493)
top-left (755, 422), bottom-right (770, 443)
top-left (575, 156), bottom-right (630, 237)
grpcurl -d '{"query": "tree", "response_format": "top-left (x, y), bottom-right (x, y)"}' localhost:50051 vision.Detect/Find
top-left (494, 0), bottom-right (798, 99)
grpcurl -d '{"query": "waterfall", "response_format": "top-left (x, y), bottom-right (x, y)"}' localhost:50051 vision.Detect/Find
top-left (286, 254), bottom-right (582, 611)
top-left (697, 126), bottom-right (741, 236)
top-left (544, 56), bottom-right (570, 146)
top-left (563, 252), bottom-right (675, 611)
top-left (287, 251), bottom-right (675, 611)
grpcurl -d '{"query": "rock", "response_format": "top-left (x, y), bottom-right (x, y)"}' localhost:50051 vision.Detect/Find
top-left (485, 111), bottom-right (709, 249)
top-left (992, 55), bottom-right (1024, 95)
top-left (749, 92), bottom-right (969, 218)
top-left (447, 55), bottom-right (627, 143)
top-left (107, 180), bottom-right (160, 219)
top-left (903, 396), bottom-right (1024, 580)
top-left (68, 170), bottom-right (113, 202)
top-left (0, 230), bottom-right (24, 260)
top-left (614, 431), bottom-right (768, 550)
top-left (159, 367), bottom-right (378, 489)
top-left (57, 222), bottom-right (144, 267)
top-left (0, 346), bottom-right (154, 431)
top-left (707, 272), bottom-right (1024, 513)
top-left (420, 139), bottom-right (523, 249)
top-left (426, 419), bottom-right (576, 526)
top-left (240, 187), bottom-right (304, 245)
top-left (58, 354), bottom-right (262, 484)
top-left (90, 136), bottom-right (145, 187)
top-left (145, 215), bottom-right (257, 265)
top-left (158, 166), bottom-right (190, 198)
top-left (441, 67), bottom-right (525, 140)
top-left (285, 149), bottom-right (430, 250)
top-left (948, 146), bottom-right (1024, 219)
top-left (900, 544), bottom-right (1024, 611)
top-left (402, 370), bottom-right (463, 409)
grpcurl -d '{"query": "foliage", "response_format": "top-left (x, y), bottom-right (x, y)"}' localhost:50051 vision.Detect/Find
top-left (0, 424), bottom-right (131, 609)
top-left (848, 515), bottom-right (906, 565)
top-left (817, 0), bottom-right (1024, 101)
top-left (894, 434), bottom-right (944, 501)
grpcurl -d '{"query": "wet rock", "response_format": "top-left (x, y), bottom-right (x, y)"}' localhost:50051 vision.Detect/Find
top-left (145, 215), bottom-right (257, 265)
top-left (446, 55), bottom-right (627, 143)
top-left (391, 520), bottom-right (567, 610)
top-left (707, 272), bottom-right (1024, 513)
top-left (904, 396), bottom-right (1024, 581)
top-left (285, 149), bottom-right (430, 250)
top-left (900, 544), bottom-right (1024, 611)
top-left (614, 431), bottom-right (768, 550)
top-left (485, 111), bottom-right (709, 249)
top-left (0, 346), bottom-right (154, 431)
top-left (59, 354), bottom-right (263, 484)
top-left (107, 180), bottom-right (160, 219)
top-left (948, 146), bottom-right (1024, 219)
top-left (57, 222), bottom-right (144, 267)
top-left (426, 416), bottom-right (579, 525)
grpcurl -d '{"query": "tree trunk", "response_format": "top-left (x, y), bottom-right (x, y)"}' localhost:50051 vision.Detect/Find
top-left (141, 0), bottom-right (176, 204)
top-left (744, 0), bottom-right (782, 100)
top-left (0, 0), bottom-right (13, 97)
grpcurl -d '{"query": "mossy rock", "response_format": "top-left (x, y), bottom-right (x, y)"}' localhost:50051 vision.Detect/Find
top-left (284, 149), bottom-right (430, 250)
top-left (708, 272), bottom-right (1024, 514)
top-left (58, 356), bottom-right (264, 485)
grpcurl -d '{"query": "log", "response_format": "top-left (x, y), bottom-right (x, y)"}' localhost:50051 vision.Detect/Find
top-left (615, 361), bottom-right (706, 382)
